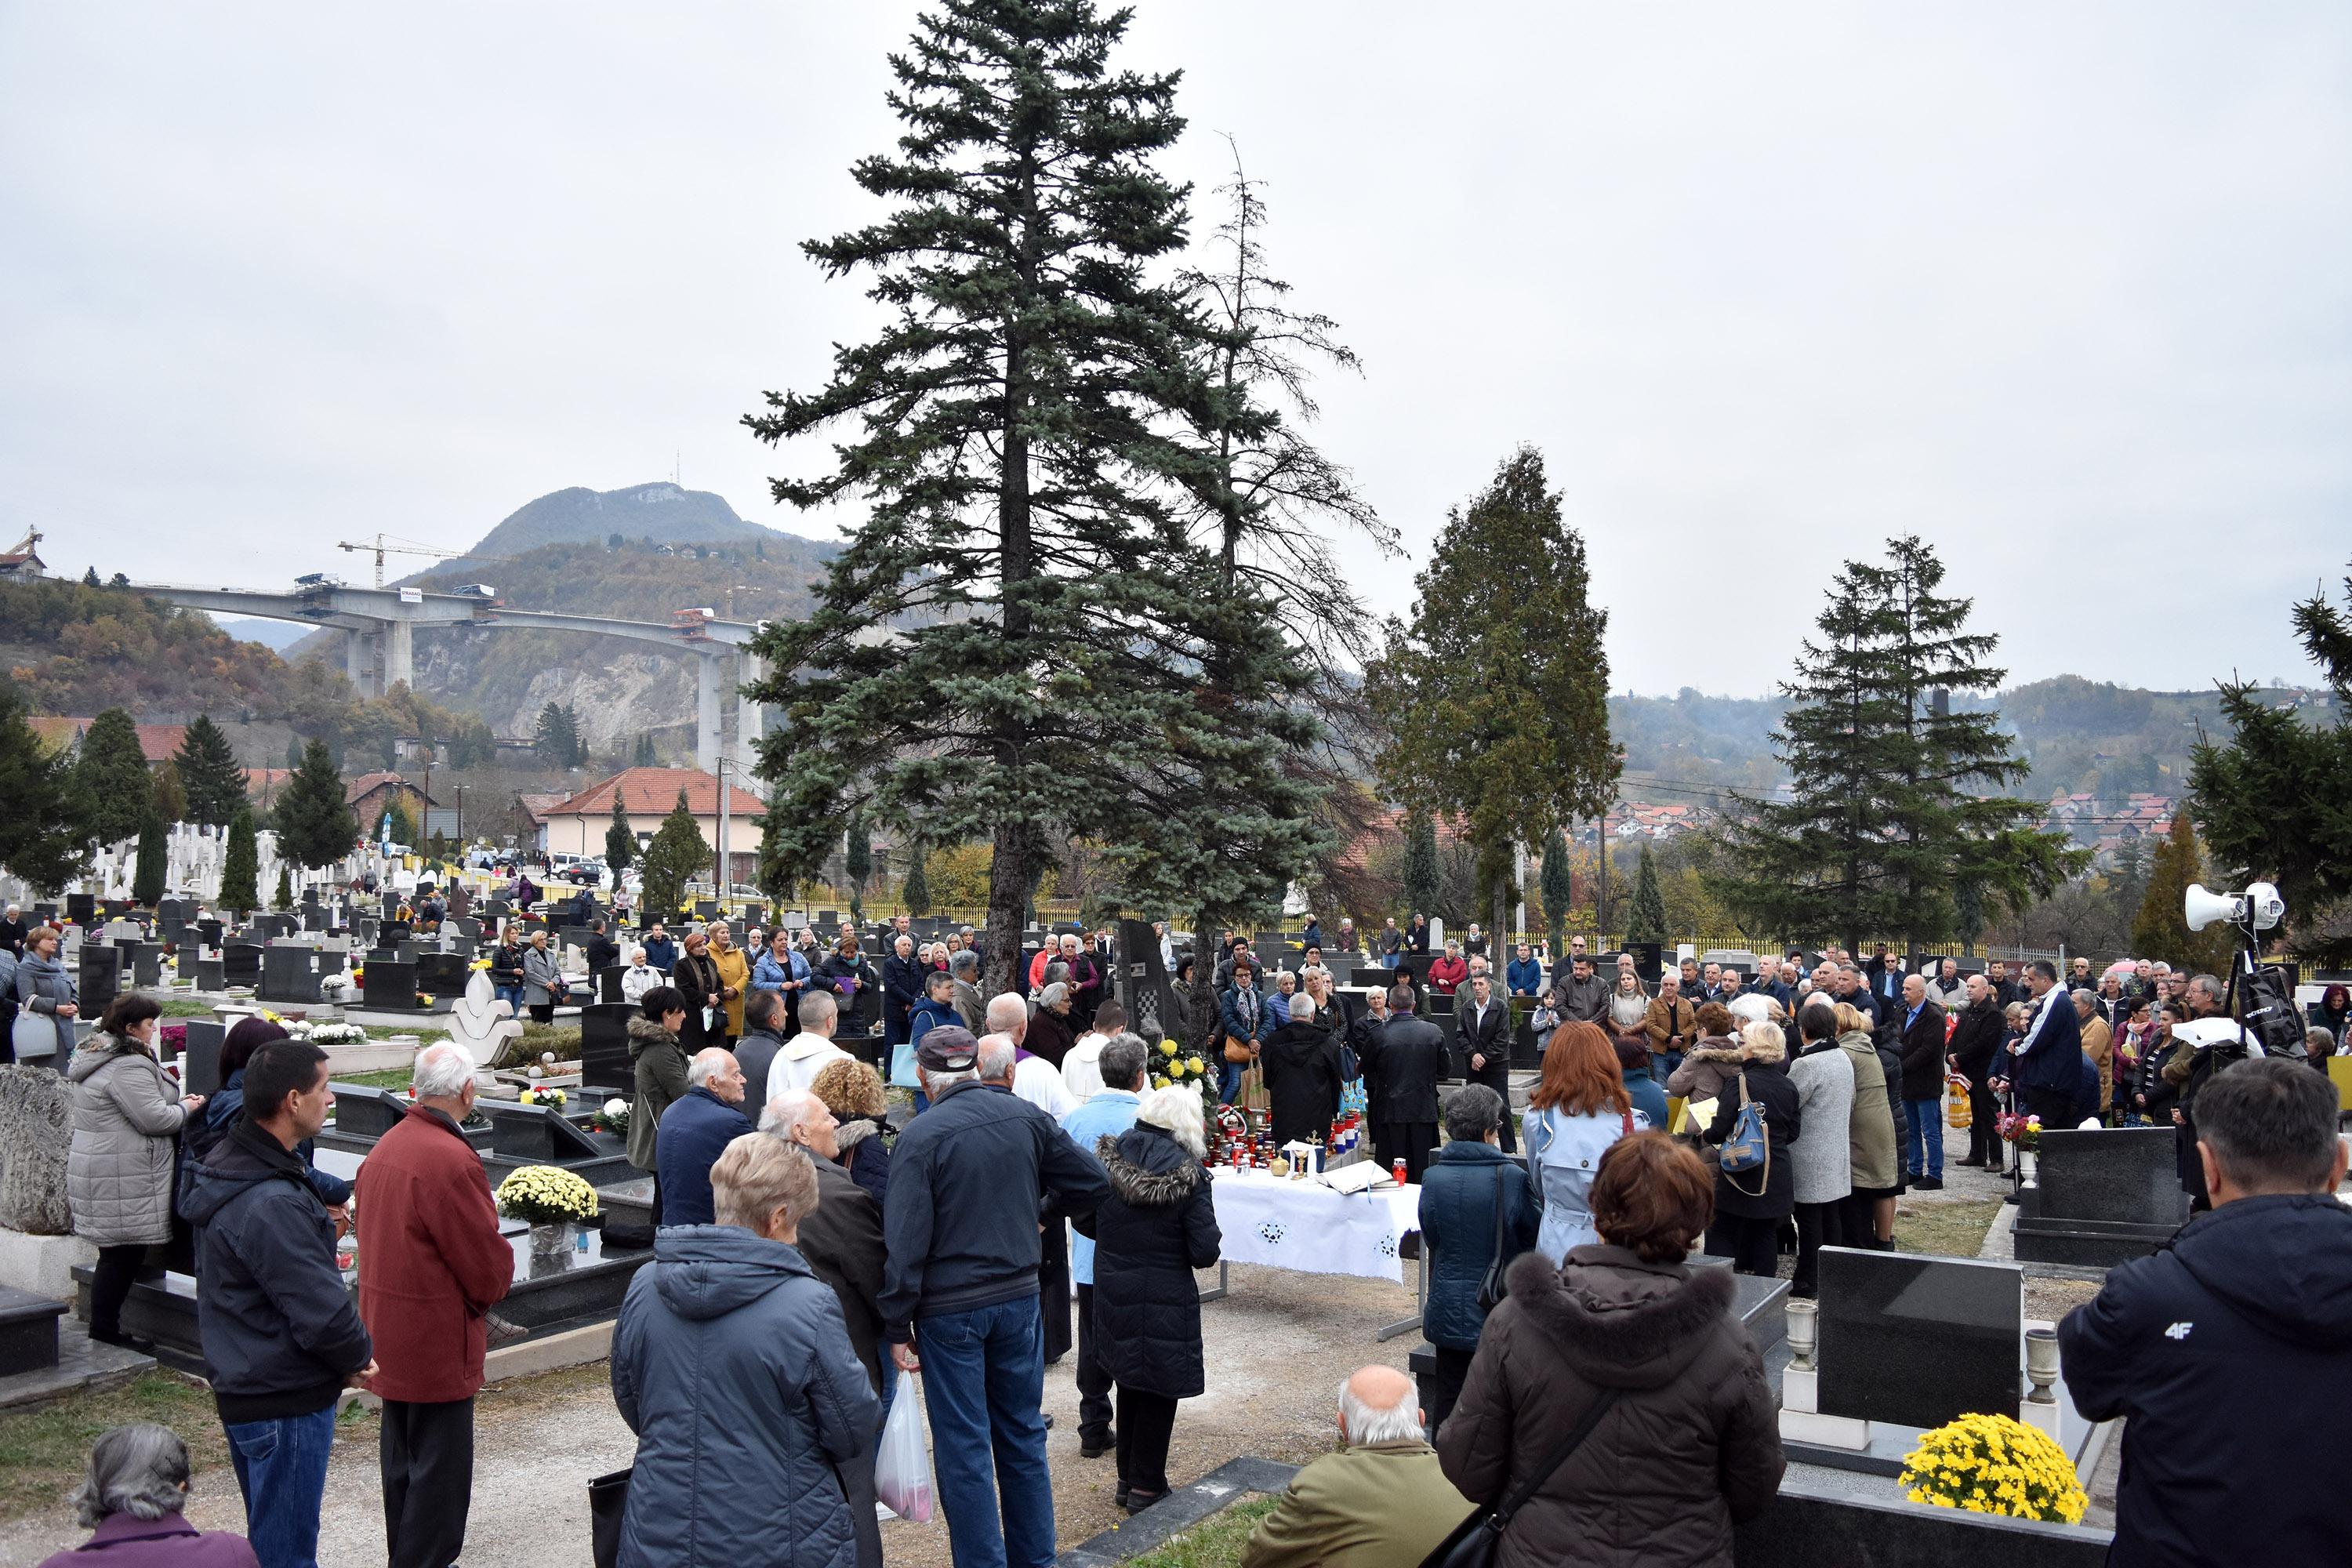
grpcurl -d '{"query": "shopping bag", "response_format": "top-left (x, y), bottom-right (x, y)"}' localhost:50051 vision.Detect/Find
top-left (1944, 1075), bottom-right (1972, 1130)
top-left (874, 1376), bottom-right (935, 1523)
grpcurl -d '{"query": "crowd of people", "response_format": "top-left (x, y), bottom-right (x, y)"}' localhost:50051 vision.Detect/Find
top-left (16, 891), bottom-right (2350, 1568)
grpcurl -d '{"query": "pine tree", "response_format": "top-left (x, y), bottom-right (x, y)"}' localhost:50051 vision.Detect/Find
top-left (285, 735), bottom-right (303, 771)
top-left (604, 792), bottom-right (637, 871)
top-left (273, 863), bottom-right (293, 912)
top-left (1403, 811), bottom-right (1440, 920)
top-left (276, 739), bottom-right (358, 869)
top-left (633, 732), bottom-right (656, 768)
top-left (2132, 812), bottom-right (2234, 975)
top-left (1626, 844), bottom-right (1669, 946)
top-left (638, 791), bottom-right (707, 919)
top-left (1540, 829), bottom-right (1574, 956)
top-left (173, 715), bottom-right (245, 826)
top-left (220, 806), bottom-right (260, 916)
top-left (1705, 535), bottom-right (2081, 952)
top-left (132, 812), bottom-right (167, 907)
top-left (0, 681), bottom-right (91, 891)
top-left (755, 811), bottom-right (795, 904)
top-left (74, 708), bottom-right (154, 846)
top-left (1370, 448), bottom-right (1619, 946)
top-left (743, 0), bottom-right (1240, 992)
top-left (2189, 561), bottom-right (2352, 960)
top-left (902, 843), bottom-right (931, 919)
top-left (82, 565), bottom-right (100, 586)
top-left (843, 815), bottom-right (872, 924)
top-left (535, 702), bottom-right (581, 768)
top-left (151, 759), bottom-right (188, 828)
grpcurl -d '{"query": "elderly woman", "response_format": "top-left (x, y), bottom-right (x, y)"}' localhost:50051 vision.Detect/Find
top-left (13, 924), bottom-right (78, 1064)
top-left (612, 1133), bottom-right (880, 1567)
top-left (1437, 1134), bottom-right (1785, 1567)
top-left (1703, 1022), bottom-right (1802, 1276)
top-left (1786, 1002), bottom-right (1855, 1300)
top-left (882, 935), bottom-right (926, 1049)
top-left (1417, 1084), bottom-right (1540, 1437)
top-left (1266, 966), bottom-right (1299, 1028)
top-left (521, 930), bottom-right (565, 1025)
top-left (808, 1056), bottom-right (891, 1207)
top-left (1026, 981), bottom-right (1079, 1068)
top-left (1073, 1087), bottom-right (1221, 1515)
top-left (620, 947), bottom-right (663, 1006)
top-left (38, 1425), bottom-right (259, 1568)
top-left (1428, 940), bottom-right (1468, 996)
top-left (708, 924), bottom-right (750, 1044)
top-left (68, 996), bottom-right (205, 1349)
top-left (672, 928), bottom-right (724, 1052)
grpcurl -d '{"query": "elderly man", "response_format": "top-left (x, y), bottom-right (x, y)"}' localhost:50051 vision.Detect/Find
top-left (1896, 973), bottom-right (1949, 1189)
top-left (946, 948), bottom-right (986, 1032)
top-left (1700, 960), bottom-right (1723, 1001)
top-left (766, 991), bottom-right (853, 1102)
top-left (1948, 972), bottom-right (2008, 1167)
top-left (356, 1043), bottom-right (514, 1568)
top-left (882, 934), bottom-right (927, 1051)
top-left (657, 1048), bottom-right (755, 1227)
top-left (883, 1027), bottom-right (1109, 1568)
top-left (1646, 971), bottom-right (1697, 1083)
top-left (984, 995), bottom-right (1078, 1117)
top-left (1243, 1367), bottom-right (1473, 1568)
top-left (764, 1087), bottom-right (887, 1568)
top-left (1059, 1033), bottom-right (1150, 1459)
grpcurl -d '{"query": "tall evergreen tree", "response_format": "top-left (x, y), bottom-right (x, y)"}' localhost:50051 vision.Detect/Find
top-left (2132, 812), bottom-right (2233, 975)
top-left (273, 863), bottom-right (293, 912)
top-left (843, 815), bottom-right (873, 924)
top-left (1626, 843), bottom-right (1669, 946)
top-left (0, 681), bottom-right (90, 892)
top-left (633, 732), bottom-right (657, 768)
top-left (173, 714), bottom-right (245, 826)
top-left (285, 735), bottom-right (303, 771)
top-left (534, 702), bottom-right (583, 768)
top-left (743, 0), bottom-right (1242, 993)
top-left (902, 844), bottom-right (931, 919)
top-left (132, 812), bottom-right (167, 907)
top-left (150, 760), bottom-right (188, 828)
top-left (1540, 828), bottom-right (1574, 956)
top-left (276, 739), bottom-right (358, 869)
top-left (2189, 561), bottom-right (2352, 960)
top-left (1403, 811), bottom-right (1440, 920)
top-left (1370, 448), bottom-right (1619, 947)
top-left (1705, 535), bottom-right (2080, 952)
top-left (604, 792), bottom-right (637, 872)
top-left (74, 708), bottom-right (154, 846)
top-left (638, 791), bottom-right (707, 919)
top-left (220, 806), bottom-right (260, 916)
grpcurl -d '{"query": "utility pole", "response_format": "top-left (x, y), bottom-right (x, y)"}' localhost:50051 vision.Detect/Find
top-left (1596, 808), bottom-right (1610, 941)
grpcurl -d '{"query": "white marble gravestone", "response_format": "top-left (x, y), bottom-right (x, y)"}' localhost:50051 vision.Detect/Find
top-left (445, 970), bottom-right (524, 1066)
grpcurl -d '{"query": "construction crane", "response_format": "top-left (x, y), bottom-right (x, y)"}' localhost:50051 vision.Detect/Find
top-left (336, 533), bottom-right (474, 589)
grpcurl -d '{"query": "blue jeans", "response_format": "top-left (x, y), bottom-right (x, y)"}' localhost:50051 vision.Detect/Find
top-left (1904, 1098), bottom-right (1944, 1180)
top-left (1219, 1058), bottom-right (1246, 1105)
top-left (494, 984), bottom-right (525, 1014)
top-left (916, 1297), bottom-right (1054, 1568)
top-left (1380, 952), bottom-right (1400, 969)
top-left (223, 1405), bottom-right (338, 1568)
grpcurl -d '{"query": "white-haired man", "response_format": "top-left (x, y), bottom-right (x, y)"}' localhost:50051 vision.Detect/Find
top-left (659, 1047), bottom-right (755, 1228)
top-left (354, 1042), bottom-right (514, 1568)
top-left (1242, 1366), bottom-right (1472, 1568)
top-left (767, 989), bottom-right (852, 1102)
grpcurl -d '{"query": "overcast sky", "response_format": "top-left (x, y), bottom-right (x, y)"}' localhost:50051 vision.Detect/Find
top-left (3, 3), bottom-right (2346, 696)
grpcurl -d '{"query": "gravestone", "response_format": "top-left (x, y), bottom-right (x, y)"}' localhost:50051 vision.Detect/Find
top-left (260, 946), bottom-right (321, 1005)
top-left (363, 960), bottom-right (420, 1011)
top-left (1112, 919), bottom-right (1185, 1045)
top-left (2013, 1127), bottom-right (2190, 1269)
top-left (197, 919), bottom-right (224, 949)
top-left (579, 1004), bottom-right (636, 1094)
top-left (132, 943), bottom-right (164, 988)
top-left (416, 952), bottom-right (471, 998)
top-left (156, 897), bottom-right (190, 926)
top-left (194, 957), bottom-right (224, 991)
top-left (1816, 1248), bottom-right (2020, 1428)
top-left (180, 1020), bottom-right (226, 1100)
top-left (0, 1067), bottom-right (73, 1234)
top-left (597, 966), bottom-right (627, 1005)
top-left (481, 1102), bottom-right (604, 1163)
top-left (77, 945), bottom-right (121, 1018)
top-left (445, 971), bottom-right (523, 1068)
top-left (328, 1083), bottom-right (408, 1140)
top-left (64, 894), bottom-right (96, 927)
top-left (220, 943), bottom-right (263, 989)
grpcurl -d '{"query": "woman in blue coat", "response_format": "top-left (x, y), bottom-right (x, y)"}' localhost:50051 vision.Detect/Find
top-left (611, 1131), bottom-right (878, 1568)
top-left (1417, 1084), bottom-right (1540, 1438)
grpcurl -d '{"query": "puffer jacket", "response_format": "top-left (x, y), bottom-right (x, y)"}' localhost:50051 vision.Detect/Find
top-left (1437, 1246), bottom-right (1784, 1568)
top-left (1073, 1123), bottom-right (1220, 1398)
top-left (1835, 1029), bottom-right (1899, 1191)
top-left (1665, 1037), bottom-right (1744, 1106)
top-left (66, 1034), bottom-right (189, 1247)
top-left (626, 1015), bottom-right (688, 1172)
top-left (1417, 1139), bottom-right (1540, 1351)
top-left (611, 1225), bottom-right (879, 1568)
top-left (14, 951), bottom-right (75, 1062)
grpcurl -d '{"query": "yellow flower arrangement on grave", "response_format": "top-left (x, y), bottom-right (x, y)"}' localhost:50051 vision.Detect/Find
top-left (494, 1164), bottom-right (600, 1226)
top-left (1899, 1413), bottom-right (2086, 1524)
top-left (519, 1086), bottom-right (568, 1109)
top-left (1151, 1039), bottom-right (1213, 1097)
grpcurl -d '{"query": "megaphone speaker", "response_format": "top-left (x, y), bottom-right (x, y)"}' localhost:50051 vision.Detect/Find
top-left (2184, 883), bottom-right (2240, 934)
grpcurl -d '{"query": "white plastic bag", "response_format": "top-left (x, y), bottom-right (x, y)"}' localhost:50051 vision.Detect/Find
top-left (873, 1378), bottom-right (935, 1523)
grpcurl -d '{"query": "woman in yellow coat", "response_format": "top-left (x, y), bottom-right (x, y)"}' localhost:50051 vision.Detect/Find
top-left (706, 923), bottom-right (751, 1044)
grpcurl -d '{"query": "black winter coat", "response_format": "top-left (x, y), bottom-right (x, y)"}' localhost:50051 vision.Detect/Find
top-left (1946, 998), bottom-right (2005, 1082)
top-left (1896, 1000), bottom-right (1947, 1100)
top-left (2060, 1195), bottom-right (2352, 1566)
top-left (1073, 1123), bottom-right (1220, 1398)
top-left (1360, 1015), bottom-right (1446, 1124)
top-left (1454, 998), bottom-right (1512, 1094)
top-left (1260, 1020), bottom-right (1344, 1148)
top-left (1417, 1140), bottom-right (1540, 1351)
top-left (1704, 1061), bottom-right (1801, 1221)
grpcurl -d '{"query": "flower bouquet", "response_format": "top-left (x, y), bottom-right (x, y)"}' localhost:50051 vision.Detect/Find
top-left (590, 1097), bottom-right (631, 1135)
top-left (1994, 1112), bottom-right (2042, 1152)
top-left (496, 1163), bottom-right (599, 1265)
top-left (1899, 1413), bottom-right (2087, 1523)
top-left (307, 1022), bottom-right (366, 1047)
top-left (520, 1086), bottom-right (568, 1110)
top-left (1151, 1036), bottom-right (1213, 1096)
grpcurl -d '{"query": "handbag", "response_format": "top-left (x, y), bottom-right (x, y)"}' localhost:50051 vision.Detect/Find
top-left (1475, 1166), bottom-right (1513, 1312)
top-left (1225, 1034), bottom-right (1254, 1065)
top-left (12, 1011), bottom-right (60, 1062)
top-left (588, 1468), bottom-right (630, 1568)
top-left (1417, 1386), bottom-right (1624, 1568)
top-left (1719, 1068), bottom-right (1770, 1197)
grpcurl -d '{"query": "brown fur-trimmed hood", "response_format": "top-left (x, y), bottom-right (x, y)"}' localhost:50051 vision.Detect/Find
top-left (1095, 1129), bottom-right (1203, 1208)
top-left (834, 1116), bottom-right (884, 1154)
top-left (1503, 1246), bottom-right (1737, 1390)
top-left (1684, 1038), bottom-right (1744, 1065)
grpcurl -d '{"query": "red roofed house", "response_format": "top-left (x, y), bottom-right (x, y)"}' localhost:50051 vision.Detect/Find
top-left (0, 528), bottom-right (49, 580)
top-left (537, 768), bottom-right (766, 884)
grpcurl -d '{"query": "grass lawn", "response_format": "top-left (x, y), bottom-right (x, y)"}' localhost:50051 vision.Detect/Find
top-left (1893, 1197), bottom-right (2006, 1258)
top-left (337, 1066), bottom-right (417, 1090)
top-left (154, 997), bottom-right (217, 1018)
top-left (1123, 1496), bottom-right (1282, 1568)
top-left (0, 1373), bottom-right (241, 1523)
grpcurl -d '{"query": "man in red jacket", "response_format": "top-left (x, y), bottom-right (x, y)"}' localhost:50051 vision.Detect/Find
top-left (354, 1042), bottom-right (516, 1568)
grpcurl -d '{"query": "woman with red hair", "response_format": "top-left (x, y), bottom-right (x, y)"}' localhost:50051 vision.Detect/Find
top-left (1523, 1022), bottom-right (1643, 1265)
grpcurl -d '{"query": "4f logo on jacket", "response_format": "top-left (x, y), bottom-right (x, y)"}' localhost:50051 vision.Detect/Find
top-left (2163, 1321), bottom-right (2193, 1341)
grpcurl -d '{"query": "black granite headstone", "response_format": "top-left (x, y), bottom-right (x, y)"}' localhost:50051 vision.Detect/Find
top-left (260, 946), bottom-right (321, 1004)
top-left (194, 956), bottom-right (224, 991)
top-left (362, 959), bottom-right (419, 1011)
top-left (1817, 1249), bottom-right (2020, 1428)
top-left (1112, 919), bottom-right (1185, 1045)
top-left (2012, 1127), bottom-right (2192, 1268)
top-left (65, 893), bottom-right (96, 926)
top-left (416, 952), bottom-right (470, 997)
top-left (197, 919), bottom-right (224, 949)
top-left (180, 1020), bottom-right (225, 1099)
top-left (221, 943), bottom-right (263, 988)
top-left (579, 1004), bottom-right (636, 1094)
top-left (78, 945), bottom-right (121, 1016)
top-left (329, 1083), bottom-right (407, 1139)
top-left (481, 1102), bottom-right (604, 1162)
top-left (132, 942), bottom-right (164, 988)
top-left (597, 966), bottom-right (627, 1005)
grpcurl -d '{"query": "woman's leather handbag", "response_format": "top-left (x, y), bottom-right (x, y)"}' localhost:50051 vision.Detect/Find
top-left (1417, 1388), bottom-right (1624, 1568)
top-left (1224, 1034), bottom-right (1254, 1065)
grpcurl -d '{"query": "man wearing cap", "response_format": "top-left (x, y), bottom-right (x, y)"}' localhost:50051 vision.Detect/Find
top-left (883, 1026), bottom-right (1110, 1568)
